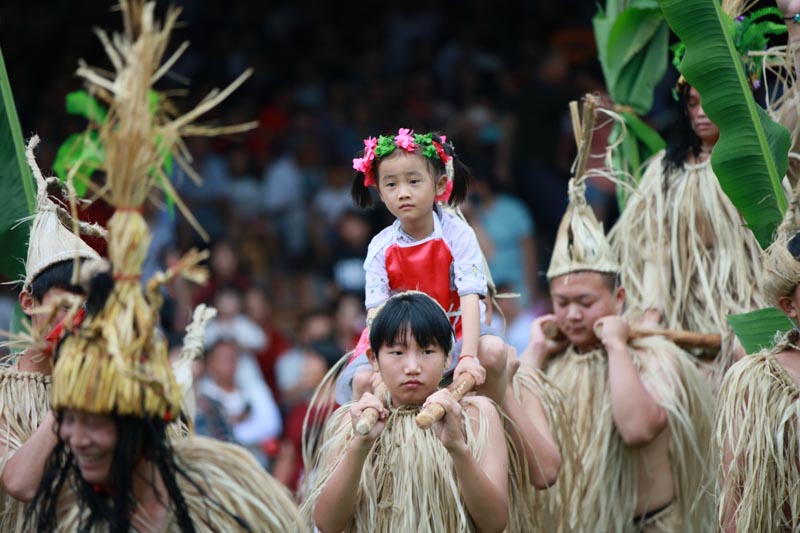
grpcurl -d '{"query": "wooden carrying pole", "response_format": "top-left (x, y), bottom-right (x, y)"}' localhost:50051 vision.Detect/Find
top-left (355, 382), bottom-right (387, 435)
top-left (416, 374), bottom-right (476, 429)
top-left (356, 374), bottom-right (478, 434)
top-left (541, 319), bottom-right (721, 351)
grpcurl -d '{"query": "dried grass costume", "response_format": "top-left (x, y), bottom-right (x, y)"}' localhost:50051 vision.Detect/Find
top-left (609, 150), bottom-right (765, 380)
top-left (26, 2), bottom-right (300, 531)
top-left (715, 206), bottom-right (800, 531)
top-left (542, 137), bottom-right (714, 532)
top-left (715, 335), bottom-right (800, 532)
top-left (300, 395), bottom-right (534, 532)
top-left (541, 338), bottom-right (714, 532)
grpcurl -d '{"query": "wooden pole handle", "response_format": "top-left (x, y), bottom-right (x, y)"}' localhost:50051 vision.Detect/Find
top-left (540, 319), bottom-right (721, 350)
top-left (416, 374), bottom-right (476, 430)
top-left (355, 382), bottom-right (387, 435)
top-left (541, 319), bottom-right (564, 341)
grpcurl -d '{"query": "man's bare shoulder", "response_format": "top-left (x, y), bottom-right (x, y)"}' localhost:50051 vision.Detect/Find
top-left (772, 348), bottom-right (800, 388)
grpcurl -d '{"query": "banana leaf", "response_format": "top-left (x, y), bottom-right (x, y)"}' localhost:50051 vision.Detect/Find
top-left (728, 307), bottom-right (794, 354)
top-left (658, 0), bottom-right (789, 249)
top-left (594, 0), bottom-right (668, 207)
top-left (0, 48), bottom-right (36, 282)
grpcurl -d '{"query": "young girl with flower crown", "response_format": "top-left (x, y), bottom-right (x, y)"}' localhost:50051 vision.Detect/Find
top-left (327, 128), bottom-right (562, 499)
top-left (334, 128), bottom-right (508, 408)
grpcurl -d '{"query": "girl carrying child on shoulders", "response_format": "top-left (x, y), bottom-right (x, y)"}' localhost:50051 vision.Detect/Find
top-left (304, 291), bottom-right (525, 532)
top-left (335, 129), bottom-right (507, 406)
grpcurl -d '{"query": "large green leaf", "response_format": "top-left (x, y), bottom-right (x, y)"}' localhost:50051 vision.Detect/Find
top-left (595, 4), bottom-right (669, 114)
top-left (727, 307), bottom-right (794, 355)
top-left (658, 0), bottom-right (789, 249)
top-left (594, 1), bottom-right (668, 210)
top-left (0, 48), bottom-right (36, 281)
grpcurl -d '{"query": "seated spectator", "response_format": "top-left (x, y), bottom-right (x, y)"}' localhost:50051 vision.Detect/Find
top-left (326, 209), bottom-right (372, 297)
top-left (194, 372), bottom-right (237, 442)
top-left (333, 292), bottom-right (365, 353)
top-left (193, 240), bottom-right (252, 306)
top-left (205, 285), bottom-right (266, 358)
top-left (275, 345), bottom-right (329, 410)
top-left (244, 285), bottom-right (293, 403)
top-left (271, 350), bottom-right (330, 492)
top-left (199, 338), bottom-right (283, 468)
top-left (469, 175), bottom-right (540, 307)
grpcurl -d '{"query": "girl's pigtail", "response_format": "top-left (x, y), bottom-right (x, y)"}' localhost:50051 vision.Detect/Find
top-left (441, 139), bottom-right (472, 206)
top-left (351, 170), bottom-right (375, 208)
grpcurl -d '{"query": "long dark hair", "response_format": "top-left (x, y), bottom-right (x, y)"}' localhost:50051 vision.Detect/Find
top-left (351, 132), bottom-right (473, 209)
top-left (25, 415), bottom-right (198, 532)
top-left (663, 82), bottom-right (702, 175)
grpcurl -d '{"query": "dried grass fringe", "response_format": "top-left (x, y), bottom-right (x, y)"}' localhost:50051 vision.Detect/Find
top-left (300, 396), bottom-right (534, 532)
top-left (0, 371), bottom-right (51, 531)
top-left (56, 436), bottom-right (303, 532)
top-left (512, 366), bottom-right (577, 533)
top-left (609, 151), bottom-right (766, 384)
top-left (542, 337), bottom-right (714, 532)
top-left (715, 341), bottom-right (800, 532)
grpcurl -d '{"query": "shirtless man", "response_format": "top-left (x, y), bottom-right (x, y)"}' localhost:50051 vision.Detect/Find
top-left (520, 178), bottom-right (713, 532)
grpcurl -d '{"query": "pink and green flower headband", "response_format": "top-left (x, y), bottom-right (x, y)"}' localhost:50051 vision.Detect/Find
top-left (353, 128), bottom-right (454, 202)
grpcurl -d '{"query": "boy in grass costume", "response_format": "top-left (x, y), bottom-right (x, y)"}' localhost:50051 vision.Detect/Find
top-left (523, 173), bottom-right (714, 532)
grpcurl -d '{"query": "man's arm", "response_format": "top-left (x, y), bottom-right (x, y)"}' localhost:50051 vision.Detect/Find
top-left (502, 377), bottom-right (561, 488)
top-left (600, 316), bottom-right (667, 447)
top-left (0, 410), bottom-right (58, 502)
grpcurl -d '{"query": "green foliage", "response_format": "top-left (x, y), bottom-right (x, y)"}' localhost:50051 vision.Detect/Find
top-left (728, 307), bottom-right (795, 355)
top-left (54, 89), bottom-right (175, 212)
top-left (53, 131), bottom-right (105, 197)
top-left (65, 90), bottom-right (107, 124)
top-left (658, 0), bottom-right (790, 249)
top-left (0, 48), bottom-right (36, 281)
top-left (593, 0), bottom-right (668, 206)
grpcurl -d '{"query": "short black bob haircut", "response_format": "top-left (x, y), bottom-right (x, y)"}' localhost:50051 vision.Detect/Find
top-left (28, 260), bottom-right (86, 303)
top-left (369, 291), bottom-right (454, 356)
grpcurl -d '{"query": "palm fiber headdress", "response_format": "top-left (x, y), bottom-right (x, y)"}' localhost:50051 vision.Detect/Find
top-left (51, 0), bottom-right (253, 419)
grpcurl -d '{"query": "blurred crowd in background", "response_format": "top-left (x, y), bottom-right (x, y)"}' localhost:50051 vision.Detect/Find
top-left (0, 0), bottom-right (680, 489)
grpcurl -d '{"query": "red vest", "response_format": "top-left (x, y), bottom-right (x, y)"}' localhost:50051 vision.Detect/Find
top-left (384, 237), bottom-right (461, 337)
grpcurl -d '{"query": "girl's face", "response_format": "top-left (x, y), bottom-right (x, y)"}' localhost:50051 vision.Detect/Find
top-left (370, 331), bottom-right (450, 407)
top-left (60, 410), bottom-right (117, 486)
top-left (687, 87), bottom-right (720, 148)
top-left (376, 151), bottom-right (446, 235)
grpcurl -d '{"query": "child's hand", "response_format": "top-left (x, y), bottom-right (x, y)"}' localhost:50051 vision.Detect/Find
top-left (349, 392), bottom-right (387, 443)
top-left (453, 355), bottom-right (486, 387)
top-left (425, 389), bottom-right (468, 453)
